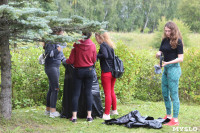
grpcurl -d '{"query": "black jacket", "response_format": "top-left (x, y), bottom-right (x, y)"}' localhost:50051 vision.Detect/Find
top-left (97, 42), bottom-right (114, 72)
top-left (104, 110), bottom-right (170, 129)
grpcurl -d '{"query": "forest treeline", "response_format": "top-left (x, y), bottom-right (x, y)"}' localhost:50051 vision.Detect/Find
top-left (23, 0), bottom-right (200, 33)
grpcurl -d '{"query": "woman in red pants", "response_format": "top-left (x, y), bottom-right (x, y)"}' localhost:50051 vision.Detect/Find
top-left (95, 31), bottom-right (118, 120)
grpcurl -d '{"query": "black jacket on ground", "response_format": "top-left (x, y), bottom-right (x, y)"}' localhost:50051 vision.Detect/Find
top-left (104, 110), bottom-right (170, 129)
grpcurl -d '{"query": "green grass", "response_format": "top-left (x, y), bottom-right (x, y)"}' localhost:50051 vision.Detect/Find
top-left (0, 100), bottom-right (199, 133)
top-left (109, 32), bottom-right (155, 49)
top-left (109, 32), bottom-right (200, 49)
top-left (188, 33), bottom-right (200, 48)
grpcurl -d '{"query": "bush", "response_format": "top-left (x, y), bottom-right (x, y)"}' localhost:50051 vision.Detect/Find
top-left (11, 46), bottom-right (68, 109)
top-left (152, 17), bottom-right (191, 48)
top-left (11, 38), bottom-right (200, 109)
top-left (113, 41), bottom-right (162, 102)
top-left (92, 38), bottom-right (163, 102)
top-left (179, 47), bottom-right (200, 103)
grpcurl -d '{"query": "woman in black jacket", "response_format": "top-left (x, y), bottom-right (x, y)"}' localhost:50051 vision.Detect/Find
top-left (95, 31), bottom-right (118, 120)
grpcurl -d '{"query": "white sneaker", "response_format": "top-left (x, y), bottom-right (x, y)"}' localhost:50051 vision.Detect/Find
top-left (44, 110), bottom-right (50, 116)
top-left (102, 114), bottom-right (111, 120)
top-left (50, 111), bottom-right (60, 118)
top-left (110, 110), bottom-right (119, 115)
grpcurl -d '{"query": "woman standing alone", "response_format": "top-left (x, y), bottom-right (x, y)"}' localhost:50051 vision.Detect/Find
top-left (156, 21), bottom-right (184, 126)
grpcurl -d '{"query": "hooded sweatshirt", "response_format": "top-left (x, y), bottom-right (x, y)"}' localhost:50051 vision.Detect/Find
top-left (66, 39), bottom-right (97, 68)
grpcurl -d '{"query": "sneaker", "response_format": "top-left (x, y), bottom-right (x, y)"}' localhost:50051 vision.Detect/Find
top-left (164, 118), bottom-right (179, 126)
top-left (44, 110), bottom-right (50, 116)
top-left (102, 114), bottom-right (111, 120)
top-left (110, 110), bottom-right (119, 115)
top-left (71, 118), bottom-right (77, 123)
top-left (87, 117), bottom-right (93, 122)
top-left (163, 115), bottom-right (172, 119)
top-left (49, 111), bottom-right (60, 118)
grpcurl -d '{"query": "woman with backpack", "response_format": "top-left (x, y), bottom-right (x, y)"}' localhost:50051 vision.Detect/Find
top-left (95, 31), bottom-right (119, 120)
top-left (156, 21), bottom-right (184, 126)
top-left (43, 28), bottom-right (66, 118)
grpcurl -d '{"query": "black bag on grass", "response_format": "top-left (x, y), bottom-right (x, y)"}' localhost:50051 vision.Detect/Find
top-left (60, 64), bottom-right (103, 118)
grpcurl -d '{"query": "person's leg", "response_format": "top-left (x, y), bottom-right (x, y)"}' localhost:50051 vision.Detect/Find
top-left (101, 72), bottom-right (112, 115)
top-left (45, 84), bottom-right (51, 115)
top-left (45, 67), bottom-right (60, 117)
top-left (162, 66), bottom-right (172, 117)
top-left (49, 67), bottom-right (59, 111)
top-left (45, 68), bottom-right (52, 115)
top-left (83, 68), bottom-right (94, 119)
top-left (164, 64), bottom-right (181, 126)
top-left (168, 65), bottom-right (181, 119)
top-left (72, 69), bottom-right (82, 120)
top-left (111, 76), bottom-right (117, 111)
top-left (46, 82), bottom-right (51, 111)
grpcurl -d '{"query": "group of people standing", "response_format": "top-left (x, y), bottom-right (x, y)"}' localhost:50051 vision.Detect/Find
top-left (43, 29), bottom-right (118, 122)
top-left (43, 21), bottom-right (184, 126)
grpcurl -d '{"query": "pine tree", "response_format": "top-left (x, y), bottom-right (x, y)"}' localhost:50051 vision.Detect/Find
top-left (0, 0), bottom-right (106, 119)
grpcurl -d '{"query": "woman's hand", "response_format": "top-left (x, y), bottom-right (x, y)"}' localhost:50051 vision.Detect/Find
top-left (156, 51), bottom-right (161, 59)
top-left (162, 61), bottom-right (168, 67)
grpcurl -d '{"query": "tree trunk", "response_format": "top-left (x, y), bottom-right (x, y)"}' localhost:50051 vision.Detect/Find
top-left (0, 34), bottom-right (12, 119)
top-left (142, 4), bottom-right (152, 33)
top-left (0, 0), bottom-right (12, 120)
top-left (103, 10), bottom-right (108, 21)
top-left (0, 0), bottom-right (8, 5)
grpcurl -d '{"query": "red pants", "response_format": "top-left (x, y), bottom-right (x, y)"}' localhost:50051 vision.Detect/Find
top-left (101, 72), bottom-right (117, 115)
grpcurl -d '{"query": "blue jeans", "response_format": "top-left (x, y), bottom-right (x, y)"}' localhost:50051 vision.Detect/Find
top-left (72, 66), bottom-right (94, 112)
top-left (162, 63), bottom-right (181, 118)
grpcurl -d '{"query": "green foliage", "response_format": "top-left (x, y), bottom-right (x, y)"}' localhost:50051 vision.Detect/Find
top-left (0, 3), bottom-right (105, 44)
top-left (92, 37), bottom-right (162, 102)
top-left (40, 0), bottom-right (182, 32)
top-left (11, 45), bottom-right (72, 109)
top-left (11, 47), bottom-right (64, 108)
top-left (178, 0), bottom-right (200, 32)
top-left (11, 33), bottom-right (200, 109)
top-left (152, 17), bottom-right (191, 48)
top-left (113, 42), bottom-right (162, 102)
top-left (179, 48), bottom-right (200, 103)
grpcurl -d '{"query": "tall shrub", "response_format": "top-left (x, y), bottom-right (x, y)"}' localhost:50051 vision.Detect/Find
top-left (11, 47), bottom-right (67, 108)
top-left (179, 47), bottom-right (200, 103)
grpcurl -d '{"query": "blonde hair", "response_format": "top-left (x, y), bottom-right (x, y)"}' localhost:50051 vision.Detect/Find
top-left (95, 31), bottom-right (116, 49)
top-left (163, 21), bottom-right (184, 49)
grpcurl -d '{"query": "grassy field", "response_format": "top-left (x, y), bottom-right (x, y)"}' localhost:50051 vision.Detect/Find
top-left (0, 100), bottom-right (199, 133)
top-left (109, 32), bottom-right (200, 49)
top-left (109, 32), bottom-right (155, 49)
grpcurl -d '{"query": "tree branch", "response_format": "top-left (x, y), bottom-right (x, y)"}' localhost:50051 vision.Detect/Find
top-left (10, 36), bottom-right (43, 42)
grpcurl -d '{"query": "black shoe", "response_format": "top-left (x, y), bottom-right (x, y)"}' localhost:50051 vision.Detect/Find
top-left (71, 118), bottom-right (77, 123)
top-left (87, 117), bottom-right (93, 122)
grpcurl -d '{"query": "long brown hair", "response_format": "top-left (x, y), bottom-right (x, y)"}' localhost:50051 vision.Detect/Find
top-left (95, 31), bottom-right (116, 49)
top-left (163, 21), bottom-right (184, 49)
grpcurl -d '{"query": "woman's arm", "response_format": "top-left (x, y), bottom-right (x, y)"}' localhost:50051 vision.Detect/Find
top-left (66, 48), bottom-right (75, 64)
top-left (97, 45), bottom-right (108, 59)
top-left (162, 54), bottom-right (184, 67)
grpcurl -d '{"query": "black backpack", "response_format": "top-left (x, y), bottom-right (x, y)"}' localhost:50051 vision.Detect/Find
top-left (106, 51), bottom-right (124, 78)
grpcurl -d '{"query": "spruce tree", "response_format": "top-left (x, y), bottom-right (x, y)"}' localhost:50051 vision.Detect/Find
top-left (0, 0), bottom-right (105, 119)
